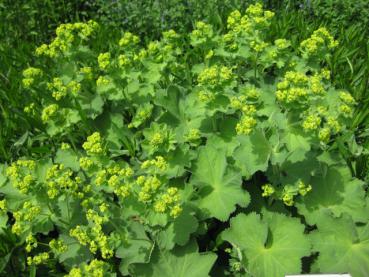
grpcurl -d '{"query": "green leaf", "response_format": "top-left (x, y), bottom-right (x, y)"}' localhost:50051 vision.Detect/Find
top-left (58, 234), bottom-right (92, 270)
top-left (165, 145), bottom-right (192, 178)
top-left (191, 145), bottom-right (249, 221)
top-left (79, 92), bottom-right (104, 119)
top-left (206, 134), bottom-right (239, 157)
top-left (0, 182), bottom-right (27, 210)
top-left (117, 222), bottom-right (154, 275)
top-left (157, 207), bottom-right (199, 250)
top-left (96, 112), bottom-right (135, 153)
top-left (281, 123), bottom-right (311, 163)
top-left (222, 212), bottom-right (311, 277)
top-left (295, 165), bottom-right (367, 225)
top-left (132, 241), bottom-right (216, 277)
top-left (310, 212), bottom-right (369, 277)
top-left (53, 197), bottom-right (84, 229)
top-left (233, 129), bottom-right (271, 178)
top-left (55, 148), bottom-right (79, 171)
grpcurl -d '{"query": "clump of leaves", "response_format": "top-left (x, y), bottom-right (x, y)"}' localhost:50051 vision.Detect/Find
top-left (1, 3), bottom-right (368, 277)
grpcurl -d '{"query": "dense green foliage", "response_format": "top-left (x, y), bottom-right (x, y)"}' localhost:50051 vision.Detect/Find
top-left (1, 1), bottom-right (369, 277)
top-left (308, 0), bottom-right (369, 30)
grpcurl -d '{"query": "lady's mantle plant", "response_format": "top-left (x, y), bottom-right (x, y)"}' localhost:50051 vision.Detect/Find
top-left (1, 3), bottom-right (368, 277)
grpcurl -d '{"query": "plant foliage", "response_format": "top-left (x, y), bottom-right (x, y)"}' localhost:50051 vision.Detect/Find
top-left (0, 3), bottom-right (368, 277)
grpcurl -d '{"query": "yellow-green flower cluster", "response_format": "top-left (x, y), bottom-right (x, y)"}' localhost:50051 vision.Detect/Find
top-left (70, 226), bottom-right (89, 245)
top-left (137, 175), bottom-right (162, 202)
top-left (68, 80), bottom-right (81, 96)
top-left (22, 67), bottom-right (42, 88)
top-left (109, 173), bottom-right (133, 198)
top-left (24, 103), bottom-right (36, 115)
top-left (47, 78), bottom-right (66, 100)
top-left (302, 114), bottom-right (322, 131)
top-left (274, 39), bottom-right (290, 50)
top-left (297, 180), bottom-right (312, 196)
top-left (94, 169), bottom-right (107, 187)
top-left (41, 104), bottom-right (59, 122)
top-left (282, 192), bottom-right (294, 206)
top-left (185, 128), bottom-right (201, 142)
top-left (96, 76), bottom-right (110, 87)
top-left (222, 32), bottom-right (238, 51)
top-left (150, 133), bottom-right (165, 146)
top-left (46, 164), bottom-right (80, 198)
top-left (309, 73), bottom-right (326, 95)
top-left (230, 95), bottom-right (257, 115)
top-left (339, 91), bottom-right (355, 105)
top-left (191, 21), bottom-right (213, 43)
top-left (79, 66), bottom-right (93, 79)
top-left (318, 127), bottom-right (331, 143)
top-left (61, 142), bottom-right (71, 150)
top-left (301, 96), bottom-right (347, 141)
top-left (153, 187), bottom-right (182, 218)
top-left (6, 159), bottom-right (36, 194)
top-left (26, 234), bottom-right (38, 252)
top-left (66, 259), bottom-right (109, 277)
top-left (339, 91), bottom-right (355, 117)
top-left (277, 180), bottom-right (312, 206)
top-left (147, 41), bottom-right (160, 55)
top-left (303, 113), bottom-right (342, 144)
top-left (230, 94), bottom-right (258, 135)
top-left (70, 212), bottom-right (113, 259)
top-left (243, 86), bottom-right (261, 100)
top-left (49, 238), bottom-right (68, 254)
top-left (226, 3), bottom-right (274, 34)
top-left (79, 157), bottom-right (94, 170)
top-left (198, 90), bottom-right (215, 102)
top-left (261, 184), bottom-right (275, 197)
top-left (132, 49), bottom-right (149, 62)
top-left (144, 123), bottom-right (176, 154)
top-left (308, 115), bottom-right (342, 143)
top-left (236, 116), bottom-right (257, 135)
top-left (276, 71), bottom-right (309, 103)
top-left (327, 116), bottom-right (341, 133)
top-left (197, 65), bottom-right (234, 87)
top-left (119, 32), bottom-right (139, 47)
top-left (27, 252), bottom-right (49, 266)
top-left (98, 52), bottom-right (111, 70)
top-left (47, 78), bottom-right (81, 99)
top-left (89, 163), bottom-right (133, 200)
top-left (227, 10), bottom-right (242, 30)
top-left (47, 78), bottom-right (80, 100)
top-left (12, 201), bottom-right (41, 235)
top-left (82, 132), bottom-right (104, 155)
top-left (35, 20), bottom-right (99, 58)
top-left (141, 156), bottom-right (168, 172)
top-left (300, 27), bottom-right (339, 57)
top-left (276, 70), bottom-right (331, 105)
top-left (250, 40), bottom-right (269, 53)
top-left (118, 54), bottom-right (131, 68)
top-left (0, 199), bottom-right (6, 212)
top-left (163, 29), bottom-right (180, 43)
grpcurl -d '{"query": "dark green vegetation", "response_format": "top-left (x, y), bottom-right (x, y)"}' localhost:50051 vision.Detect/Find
top-left (0, 1), bottom-right (369, 276)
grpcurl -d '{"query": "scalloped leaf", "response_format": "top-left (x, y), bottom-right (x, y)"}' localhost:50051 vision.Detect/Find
top-left (191, 144), bottom-right (249, 221)
top-left (222, 212), bottom-right (311, 277)
top-left (310, 212), bottom-right (369, 277)
top-left (296, 165), bottom-right (367, 225)
top-left (233, 129), bottom-right (271, 178)
top-left (132, 240), bottom-right (216, 277)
